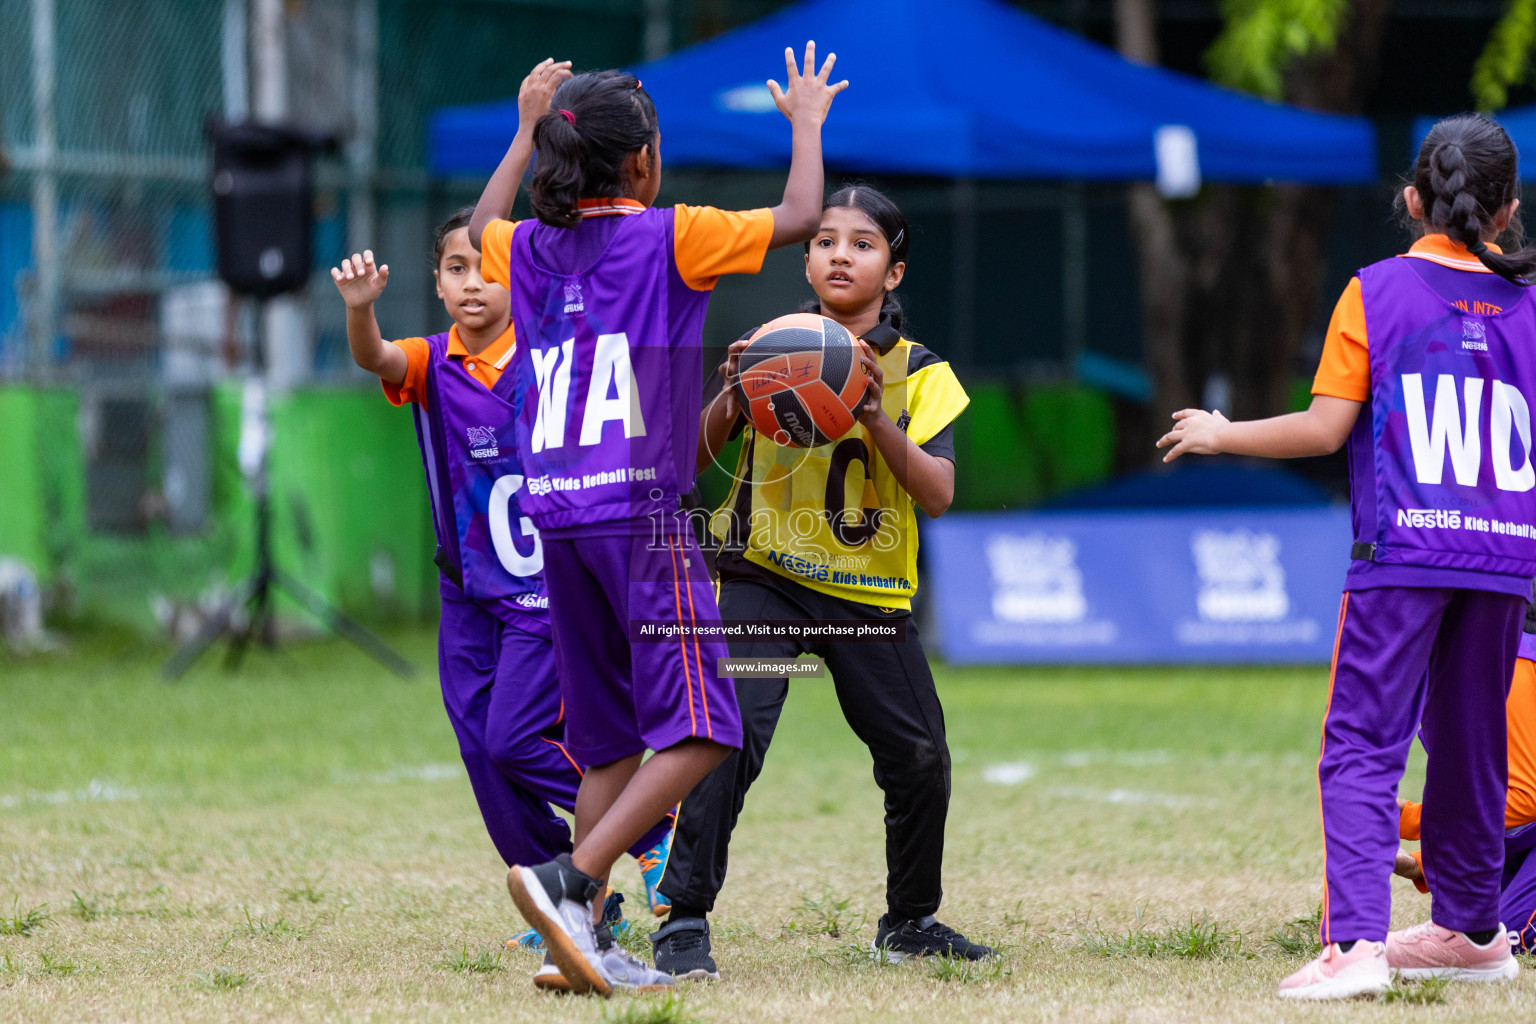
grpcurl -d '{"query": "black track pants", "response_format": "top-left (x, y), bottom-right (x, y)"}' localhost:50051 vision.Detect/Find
top-left (659, 574), bottom-right (951, 921)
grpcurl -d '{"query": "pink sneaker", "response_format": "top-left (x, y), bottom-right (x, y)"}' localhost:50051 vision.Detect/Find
top-left (1278, 941), bottom-right (1391, 1000)
top-left (1386, 921), bottom-right (1520, 982)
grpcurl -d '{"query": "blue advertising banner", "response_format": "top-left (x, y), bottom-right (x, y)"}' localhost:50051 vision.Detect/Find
top-left (924, 507), bottom-right (1354, 664)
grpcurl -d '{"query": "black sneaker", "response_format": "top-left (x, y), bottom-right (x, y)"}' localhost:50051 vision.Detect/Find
top-left (650, 917), bottom-right (721, 981)
top-left (869, 913), bottom-right (997, 962)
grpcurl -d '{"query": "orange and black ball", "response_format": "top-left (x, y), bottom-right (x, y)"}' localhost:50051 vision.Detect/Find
top-left (732, 313), bottom-right (871, 448)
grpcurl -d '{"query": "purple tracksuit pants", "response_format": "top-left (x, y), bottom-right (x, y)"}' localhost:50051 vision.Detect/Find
top-left (1319, 585), bottom-right (1525, 944)
top-left (437, 592), bottom-right (669, 866)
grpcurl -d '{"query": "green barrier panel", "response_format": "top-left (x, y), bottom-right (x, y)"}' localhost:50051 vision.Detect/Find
top-left (0, 387), bottom-right (51, 580)
top-left (950, 382), bottom-right (1114, 511)
top-left (0, 384), bottom-right (435, 632)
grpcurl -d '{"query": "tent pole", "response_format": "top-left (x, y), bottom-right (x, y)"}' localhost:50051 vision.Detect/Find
top-left (1062, 182), bottom-right (1088, 373)
top-left (29, 0), bottom-right (58, 379)
top-left (950, 177), bottom-right (977, 371)
top-left (643, 0), bottom-right (672, 61)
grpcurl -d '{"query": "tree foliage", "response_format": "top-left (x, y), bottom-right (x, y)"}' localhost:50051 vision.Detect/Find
top-left (1205, 0), bottom-right (1350, 98)
top-left (1473, 0), bottom-right (1536, 111)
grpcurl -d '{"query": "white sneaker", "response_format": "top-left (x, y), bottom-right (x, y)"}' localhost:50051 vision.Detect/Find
top-left (532, 952), bottom-right (571, 993)
top-left (507, 857), bottom-right (610, 997)
top-left (599, 944), bottom-right (676, 992)
top-left (1277, 941), bottom-right (1391, 1000)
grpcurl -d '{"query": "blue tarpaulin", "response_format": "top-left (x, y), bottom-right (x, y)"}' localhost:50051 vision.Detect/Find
top-left (925, 507), bottom-right (1352, 664)
top-left (1412, 108), bottom-right (1536, 180)
top-left (430, 0), bottom-right (1377, 183)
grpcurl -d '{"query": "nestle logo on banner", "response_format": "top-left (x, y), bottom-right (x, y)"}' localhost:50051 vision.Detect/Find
top-left (985, 534), bottom-right (1087, 624)
top-left (467, 425), bottom-right (499, 458)
top-left (1462, 320), bottom-right (1488, 352)
top-left (563, 283), bottom-right (584, 315)
top-left (1191, 529), bottom-right (1288, 622)
top-left (1397, 507), bottom-right (1462, 529)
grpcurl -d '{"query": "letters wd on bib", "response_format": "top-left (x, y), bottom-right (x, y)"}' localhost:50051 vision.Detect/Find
top-left (926, 508), bottom-right (1354, 664)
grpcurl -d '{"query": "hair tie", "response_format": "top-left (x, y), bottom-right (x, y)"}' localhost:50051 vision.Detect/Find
top-left (1469, 238), bottom-right (1490, 256)
top-left (559, 109), bottom-right (575, 124)
top-left (635, 80), bottom-right (643, 90)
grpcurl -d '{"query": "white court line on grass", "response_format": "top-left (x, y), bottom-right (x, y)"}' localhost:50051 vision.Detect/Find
top-left (1047, 785), bottom-right (1219, 810)
top-left (981, 762), bottom-right (1036, 785)
top-left (334, 763), bottom-right (464, 786)
top-left (0, 779), bottom-right (140, 809)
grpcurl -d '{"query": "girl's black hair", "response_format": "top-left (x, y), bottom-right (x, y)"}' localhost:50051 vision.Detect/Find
top-left (1402, 114), bottom-right (1536, 285)
top-left (530, 71), bottom-right (658, 229)
top-left (433, 206), bottom-right (477, 267)
top-left (804, 184), bottom-right (911, 331)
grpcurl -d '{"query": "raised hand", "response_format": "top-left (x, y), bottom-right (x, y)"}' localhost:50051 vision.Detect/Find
top-left (1156, 408), bottom-right (1230, 462)
top-left (716, 338), bottom-right (752, 419)
top-left (331, 251), bottom-right (389, 309)
top-left (767, 41), bottom-right (849, 126)
top-left (855, 340), bottom-right (885, 424)
top-left (519, 58), bottom-right (573, 129)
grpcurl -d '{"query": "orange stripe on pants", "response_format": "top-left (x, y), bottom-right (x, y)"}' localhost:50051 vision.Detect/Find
top-left (1317, 592), bottom-right (1350, 946)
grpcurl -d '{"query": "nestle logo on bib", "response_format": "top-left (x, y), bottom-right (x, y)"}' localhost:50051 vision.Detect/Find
top-left (1397, 507), bottom-right (1462, 530)
top-left (466, 425), bottom-right (499, 458)
top-left (563, 283), bottom-right (584, 315)
top-left (1462, 320), bottom-right (1488, 352)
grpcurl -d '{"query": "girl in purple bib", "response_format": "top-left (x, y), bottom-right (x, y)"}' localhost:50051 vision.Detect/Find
top-left (1160, 114), bottom-right (1535, 999)
top-left (329, 68), bottom-right (677, 973)
top-left (471, 45), bottom-right (847, 995)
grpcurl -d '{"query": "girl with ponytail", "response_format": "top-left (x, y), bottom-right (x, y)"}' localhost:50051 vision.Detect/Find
top-left (468, 46), bottom-right (848, 996)
top-left (1159, 114), bottom-right (1535, 999)
top-left (659, 185), bottom-right (987, 978)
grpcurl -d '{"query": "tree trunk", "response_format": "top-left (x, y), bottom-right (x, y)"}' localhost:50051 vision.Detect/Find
top-left (1112, 0), bottom-right (1395, 464)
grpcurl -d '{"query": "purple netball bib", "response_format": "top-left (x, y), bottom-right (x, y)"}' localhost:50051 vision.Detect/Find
top-left (504, 209), bottom-right (712, 529)
top-left (411, 332), bottom-right (549, 632)
top-left (1357, 257), bottom-right (1536, 577)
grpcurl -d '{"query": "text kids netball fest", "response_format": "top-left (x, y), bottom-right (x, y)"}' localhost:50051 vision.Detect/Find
top-left (11, 0), bottom-right (1536, 1019)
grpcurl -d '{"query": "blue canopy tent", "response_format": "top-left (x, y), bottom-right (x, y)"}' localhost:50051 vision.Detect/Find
top-left (1412, 107), bottom-right (1536, 180)
top-left (431, 0), bottom-right (1376, 183)
top-left (430, 0), bottom-right (1376, 379)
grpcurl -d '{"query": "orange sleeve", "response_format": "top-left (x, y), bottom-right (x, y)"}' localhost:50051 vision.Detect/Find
top-left (672, 205), bottom-right (774, 291)
top-left (381, 337), bottom-right (431, 407)
top-left (479, 218), bottom-right (518, 290)
top-left (1399, 799), bottom-right (1422, 841)
top-left (1506, 657), bottom-right (1536, 830)
top-left (1311, 277), bottom-right (1370, 402)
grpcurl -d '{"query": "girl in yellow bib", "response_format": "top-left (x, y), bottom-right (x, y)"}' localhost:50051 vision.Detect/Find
top-left (649, 186), bottom-right (987, 979)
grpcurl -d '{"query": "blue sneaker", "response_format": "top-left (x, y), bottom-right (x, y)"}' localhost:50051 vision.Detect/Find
top-left (508, 926), bottom-right (544, 951)
top-left (602, 888), bottom-right (631, 941)
top-left (635, 832), bottom-right (673, 918)
top-left (509, 887), bottom-right (628, 950)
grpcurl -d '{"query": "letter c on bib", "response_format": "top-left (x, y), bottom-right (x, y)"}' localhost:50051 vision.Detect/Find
top-left (488, 474), bottom-right (544, 577)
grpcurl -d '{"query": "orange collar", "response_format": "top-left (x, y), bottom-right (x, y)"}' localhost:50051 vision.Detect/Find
top-left (576, 197), bottom-right (645, 218)
top-left (448, 323), bottom-right (517, 368)
top-left (1402, 234), bottom-right (1504, 272)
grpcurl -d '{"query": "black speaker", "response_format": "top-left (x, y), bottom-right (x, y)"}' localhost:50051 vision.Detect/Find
top-left (208, 121), bottom-right (332, 299)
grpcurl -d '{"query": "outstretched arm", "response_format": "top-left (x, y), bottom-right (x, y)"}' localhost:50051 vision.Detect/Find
top-left (331, 251), bottom-right (407, 384)
top-left (469, 58), bottom-right (573, 250)
top-left (765, 42), bottom-right (848, 249)
top-left (1156, 395), bottom-right (1363, 462)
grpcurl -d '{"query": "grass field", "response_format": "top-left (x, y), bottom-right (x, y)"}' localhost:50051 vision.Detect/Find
top-left (2, 630), bottom-right (1532, 1023)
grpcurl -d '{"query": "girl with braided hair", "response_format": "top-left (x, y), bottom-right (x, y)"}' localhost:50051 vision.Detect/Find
top-left (1159, 114), bottom-right (1536, 999)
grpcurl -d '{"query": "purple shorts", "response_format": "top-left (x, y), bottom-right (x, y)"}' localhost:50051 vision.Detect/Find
top-left (541, 528), bottom-right (742, 765)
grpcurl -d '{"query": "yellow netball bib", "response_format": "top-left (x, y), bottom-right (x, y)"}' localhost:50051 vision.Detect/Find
top-left (710, 331), bottom-right (969, 609)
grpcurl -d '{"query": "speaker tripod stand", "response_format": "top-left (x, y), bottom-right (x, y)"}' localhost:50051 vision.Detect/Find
top-left (163, 323), bottom-right (413, 681)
